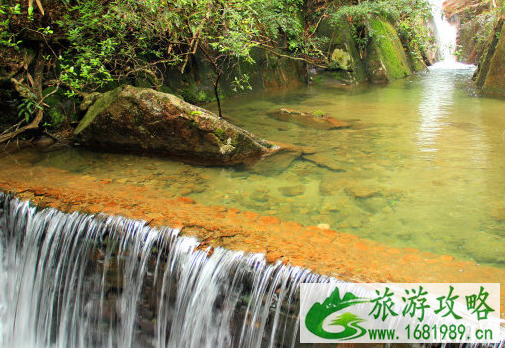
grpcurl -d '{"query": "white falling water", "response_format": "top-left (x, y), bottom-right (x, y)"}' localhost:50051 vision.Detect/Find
top-left (0, 193), bottom-right (332, 348)
top-left (428, 0), bottom-right (474, 69)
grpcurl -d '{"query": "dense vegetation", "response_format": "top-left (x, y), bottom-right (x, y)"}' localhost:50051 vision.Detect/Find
top-left (0, 0), bottom-right (433, 143)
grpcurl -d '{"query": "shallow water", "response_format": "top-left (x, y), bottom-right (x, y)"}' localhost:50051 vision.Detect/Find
top-left (4, 67), bottom-right (505, 267)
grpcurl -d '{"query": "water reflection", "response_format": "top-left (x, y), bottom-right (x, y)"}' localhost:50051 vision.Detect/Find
top-left (417, 68), bottom-right (455, 157)
top-left (416, 67), bottom-right (477, 158)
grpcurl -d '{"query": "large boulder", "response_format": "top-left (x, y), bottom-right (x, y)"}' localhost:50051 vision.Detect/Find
top-left (364, 19), bottom-right (414, 82)
top-left (75, 85), bottom-right (273, 165)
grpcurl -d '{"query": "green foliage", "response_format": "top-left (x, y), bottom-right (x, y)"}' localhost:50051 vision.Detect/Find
top-left (17, 95), bottom-right (42, 123)
top-left (231, 74), bottom-right (252, 93)
top-left (330, 0), bottom-right (433, 60)
top-left (179, 82), bottom-right (209, 104)
top-left (313, 110), bottom-right (326, 117)
top-left (54, 0), bottom-right (312, 96)
top-left (0, 4), bottom-right (23, 49)
top-left (44, 109), bottom-right (66, 128)
top-left (1, 0), bottom-right (436, 130)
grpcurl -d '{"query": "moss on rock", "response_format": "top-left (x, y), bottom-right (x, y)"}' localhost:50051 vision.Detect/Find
top-left (324, 18), bottom-right (367, 83)
top-left (75, 85), bottom-right (274, 165)
top-left (365, 19), bottom-right (412, 82)
top-left (318, 16), bottom-right (419, 84)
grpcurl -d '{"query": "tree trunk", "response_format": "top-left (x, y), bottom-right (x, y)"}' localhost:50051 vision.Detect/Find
top-left (214, 71), bottom-right (222, 119)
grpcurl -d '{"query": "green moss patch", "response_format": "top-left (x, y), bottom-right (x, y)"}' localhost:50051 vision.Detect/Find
top-left (367, 19), bottom-right (412, 81)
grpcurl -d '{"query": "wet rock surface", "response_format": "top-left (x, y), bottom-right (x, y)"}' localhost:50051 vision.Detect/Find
top-left (267, 108), bottom-right (351, 130)
top-left (277, 185), bottom-right (305, 197)
top-left (475, 18), bottom-right (505, 98)
top-left (76, 85), bottom-right (273, 165)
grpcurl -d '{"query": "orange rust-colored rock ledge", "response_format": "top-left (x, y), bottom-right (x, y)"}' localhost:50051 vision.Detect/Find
top-left (0, 163), bottom-right (504, 318)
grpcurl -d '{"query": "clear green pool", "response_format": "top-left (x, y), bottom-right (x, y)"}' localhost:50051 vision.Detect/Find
top-left (8, 67), bottom-right (505, 267)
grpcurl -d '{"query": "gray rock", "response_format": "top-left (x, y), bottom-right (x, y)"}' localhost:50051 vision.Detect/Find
top-left (75, 85), bottom-right (273, 165)
top-left (277, 185), bottom-right (305, 197)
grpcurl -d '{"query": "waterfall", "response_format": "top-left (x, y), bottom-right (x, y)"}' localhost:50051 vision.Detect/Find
top-left (429, 0), bottom-right (458, 64)
top-left (428, 0), bottom-right (474, 69)
top-left (0, 192), bottom-right (332, 348)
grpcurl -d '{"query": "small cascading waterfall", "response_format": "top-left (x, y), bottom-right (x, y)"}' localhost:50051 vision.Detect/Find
top-left (428, 0), bottom-right (459, 65)
top-left (0, 192), bottom-right (332, 348)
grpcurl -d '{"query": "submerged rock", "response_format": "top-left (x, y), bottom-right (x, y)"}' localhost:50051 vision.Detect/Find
top-left (319, 173), bottom-right (344, 196)
top-left (491, 206), bottom-right (505, 222)
top-left (75, 85), bottom-right (273, 165)
top-left (267, 108), bottom-right (351, 130)
top-left (277, 185), bottom-right (305, 197)
top-left (248, 141), bottom-right (314, 176)
top-left (302, 152), bottom-right (346, 172)
top-left (32, 136), bottom-right (56, 148)
top-left (344, 185), bottom-right (380, 199)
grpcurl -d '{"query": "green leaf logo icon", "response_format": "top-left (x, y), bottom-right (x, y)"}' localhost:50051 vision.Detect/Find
top-left (305, 287), bottom-right (369, 340)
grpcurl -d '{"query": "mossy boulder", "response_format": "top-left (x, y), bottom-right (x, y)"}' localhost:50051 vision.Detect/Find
top-left (318, 17), bottom-right (367, 83)
top-left (75, 85), bottom-right (273, 165)
top-left (364, 19), bottom-right (413, 82)
top-left (318, 16), bottom-right (421, 83)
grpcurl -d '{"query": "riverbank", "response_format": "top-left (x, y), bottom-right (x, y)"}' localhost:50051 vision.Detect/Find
top-left (2, 155), bottom-right (504, 318)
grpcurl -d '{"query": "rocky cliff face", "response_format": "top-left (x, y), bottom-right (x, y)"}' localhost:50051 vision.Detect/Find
top-left (443, 0), bottom-right (497, 64)
top-left (473, 0), bottom-right (505, 98)
top-left (474, 18), bottom-right (505, 98)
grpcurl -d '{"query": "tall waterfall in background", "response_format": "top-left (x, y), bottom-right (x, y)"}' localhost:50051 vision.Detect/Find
top-left (427, 0), bottom-right (477, 70)
top-left (0, 193), bottom-right (333, 348)
top-left (428, 0), bottom-right (459, 65)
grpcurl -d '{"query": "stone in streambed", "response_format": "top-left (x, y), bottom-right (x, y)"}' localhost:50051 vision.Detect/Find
top-left (267, 108), bottom-right (351, 130)
top-left (491, 206), bottom-right (505, 222)
top-left (277, 185), bottom-right (305, 197)
top-left (249, 147), bottom-right (300, 176)
top-left (302, 152), bottom-right (346, 172)
top-left (344, 185), bottom-right (380, 198)
top-left (248, 141), bottom-right (311, 176)
top-left (319, 173), bottom-right (344, 196)
top-left (250, 188), bottom-right (270, 203)
top-left (75, 85), bottom-right (273, 165)
top-left (463, 233), bottom-right (505, 264)
top-left (266, 250), bottom-right (284, 264)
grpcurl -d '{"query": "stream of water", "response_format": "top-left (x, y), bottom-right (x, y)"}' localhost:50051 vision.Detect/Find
top-left (1, 3), bottom-right (505, 345)
top-left (0, 193), bottom-right (332, 348)
top-left (4, 66), bottom-right (505, 267)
